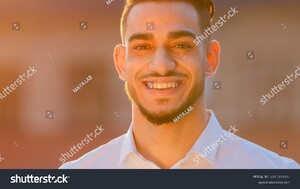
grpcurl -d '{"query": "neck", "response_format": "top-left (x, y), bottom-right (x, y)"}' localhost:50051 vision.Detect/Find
top-left (131, 99), bottom-right (209, 169)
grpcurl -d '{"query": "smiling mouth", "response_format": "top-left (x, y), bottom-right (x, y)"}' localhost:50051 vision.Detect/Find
top-left (144, 81), bottom-right (182, 90)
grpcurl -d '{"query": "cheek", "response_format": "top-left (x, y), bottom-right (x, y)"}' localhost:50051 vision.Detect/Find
top-left (125, 59), bottom-right (144, 84)
top-left (178, 56), bottom-right (205, 77)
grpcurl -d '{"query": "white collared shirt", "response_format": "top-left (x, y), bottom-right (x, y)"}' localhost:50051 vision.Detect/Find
top-left (60, 110), bottom-right (299, 169)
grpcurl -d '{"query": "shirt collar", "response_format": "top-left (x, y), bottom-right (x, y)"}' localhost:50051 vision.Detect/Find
top-left (187, 110), bottom-right (225, 165)
top-left (119, 110), bottom-right (224, 168)
top-left (119, 124), bottom-right (136, 166)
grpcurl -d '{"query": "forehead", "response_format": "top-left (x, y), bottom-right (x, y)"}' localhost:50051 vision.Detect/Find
top-left (125, 2), bottom-right (201, 41)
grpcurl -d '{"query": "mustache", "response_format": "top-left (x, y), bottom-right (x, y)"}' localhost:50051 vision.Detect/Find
top-left (139, 71), bottom-right (188, 80)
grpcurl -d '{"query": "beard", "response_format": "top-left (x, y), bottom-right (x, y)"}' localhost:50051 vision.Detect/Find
top-left (125, 76), bottom-right (205, 125)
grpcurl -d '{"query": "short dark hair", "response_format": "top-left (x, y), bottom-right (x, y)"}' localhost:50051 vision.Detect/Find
top-left (120, 0), bottom-right (215, 44)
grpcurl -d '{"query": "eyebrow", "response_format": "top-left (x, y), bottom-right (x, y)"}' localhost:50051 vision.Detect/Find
top-left (128, 33), bottom-right (154, 43)
top-left (128, 30), bottom-right (197, 44)
top-left (167, 30), bottom-right (197, 40)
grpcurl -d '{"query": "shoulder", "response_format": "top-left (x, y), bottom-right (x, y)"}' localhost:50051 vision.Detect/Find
top-left (216, 132), bottom-right (300, 169)
top-left (59, 134), bottom-right (126, 169)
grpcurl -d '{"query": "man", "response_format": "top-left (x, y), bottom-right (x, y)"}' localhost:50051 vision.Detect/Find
top-left (60, 0), bottom-right (299, 169)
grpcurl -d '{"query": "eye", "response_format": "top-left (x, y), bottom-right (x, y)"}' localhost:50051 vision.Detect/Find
top-left (134, 45), bottom-right (150, 50)
top-left (174, 43), bottom-right (192, 49)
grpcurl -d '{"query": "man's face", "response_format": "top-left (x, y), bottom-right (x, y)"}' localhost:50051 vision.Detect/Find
top-left (121, 2), bottom-right (207, 125)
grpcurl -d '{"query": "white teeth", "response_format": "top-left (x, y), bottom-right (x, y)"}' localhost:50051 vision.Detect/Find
top-left (147, 83), bottom-right (153, 89)
top-left (162, 83), bottom-right (167, 89)
top-left (146, 82), bottom-right (178, 89)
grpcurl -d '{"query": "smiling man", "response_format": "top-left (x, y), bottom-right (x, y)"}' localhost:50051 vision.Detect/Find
top-left (60, 0), bottom-right (299, 169)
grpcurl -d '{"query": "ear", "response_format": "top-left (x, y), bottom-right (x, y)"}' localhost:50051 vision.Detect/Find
top-left (205, 40), bottom-right (220, 77)
top-left (113, 44), bottom-right (126, 81)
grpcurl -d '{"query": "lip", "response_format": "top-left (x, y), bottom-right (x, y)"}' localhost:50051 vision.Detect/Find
top-left (141, 77), bottom-right (185, 97)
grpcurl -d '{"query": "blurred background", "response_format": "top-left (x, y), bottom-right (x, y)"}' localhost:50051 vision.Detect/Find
top-left (0, 0), bottom-right (299, 168)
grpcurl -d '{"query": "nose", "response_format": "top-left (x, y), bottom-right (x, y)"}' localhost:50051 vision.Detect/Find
top-left (149, 47), bottom-right (176, 76)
